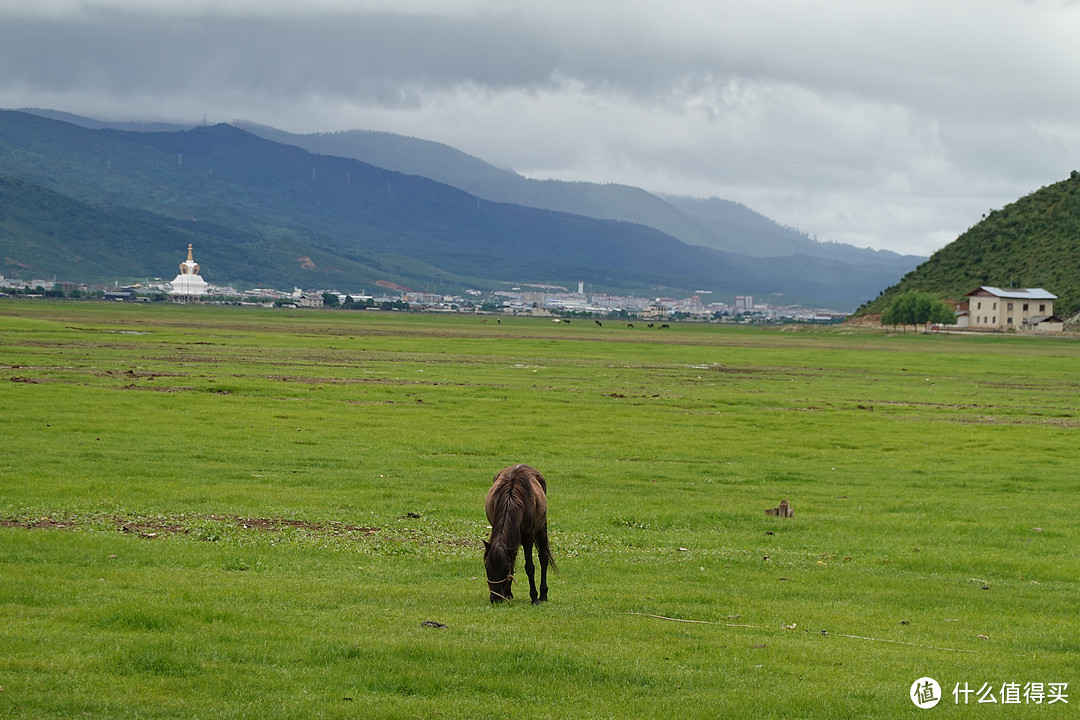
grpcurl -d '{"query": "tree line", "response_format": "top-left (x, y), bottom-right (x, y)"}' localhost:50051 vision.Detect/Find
top-left (880, 290), bottom-right (955, 332)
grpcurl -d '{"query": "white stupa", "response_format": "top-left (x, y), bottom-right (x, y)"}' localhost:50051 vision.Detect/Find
top-left (169, 244), bottom-right (209, 297)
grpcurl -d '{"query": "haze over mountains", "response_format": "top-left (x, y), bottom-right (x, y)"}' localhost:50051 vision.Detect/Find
top-left (1, 110), bottom-right (923, 309)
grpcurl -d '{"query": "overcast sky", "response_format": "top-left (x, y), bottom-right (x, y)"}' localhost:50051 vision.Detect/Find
top-left (2, 0), bottom-right (1079, 256)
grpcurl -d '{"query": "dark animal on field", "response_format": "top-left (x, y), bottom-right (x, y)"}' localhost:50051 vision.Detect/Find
top-left (660, 323), bottom-right (670, 329)
top-left (595, 320), bottom-right (602, 327)
top-left (647, 323), bottom-right (654, 328)
top-left (627, 323), bottom-right (634, 328)
top-left (484, 464), bottom-right (554, 604)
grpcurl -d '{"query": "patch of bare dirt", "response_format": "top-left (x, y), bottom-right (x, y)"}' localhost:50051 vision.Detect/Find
top-left (0, 516), bottom-right (77, 530)
top-left (843, 313), bottom-right (881, 327)
top-left (114, 516), bottom-right (187, 538)
top-left (952, 416), bottom-right (1080, 427)
top-left (1, 513), bottom-right (381, 539)
top-left (875, 400), bottom-right (987, 410)
top-left (218, 515), bottom-right (378, 535)
top-left (709, 365), bottom-right (764, 374)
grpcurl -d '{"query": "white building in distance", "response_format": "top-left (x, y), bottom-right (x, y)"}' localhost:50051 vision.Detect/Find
top-left (169, 244), bottom-right (208, 297)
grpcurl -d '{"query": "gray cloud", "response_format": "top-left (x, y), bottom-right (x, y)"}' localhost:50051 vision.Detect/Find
top-left (2, 0), bottom-right (1080, 255)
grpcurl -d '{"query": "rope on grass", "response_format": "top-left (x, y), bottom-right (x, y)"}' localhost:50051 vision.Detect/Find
top-left (830, 632), bottom-right (978, 654)
top-left (623, 612), bottom-right (979, 654)
top-left (624, 612), bottom-right (767, 629)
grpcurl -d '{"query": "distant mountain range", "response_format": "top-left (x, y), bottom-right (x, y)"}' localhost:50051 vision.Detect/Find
top-left (1, 109), bottom-right (924, 308)
top-left (855, 172), bottom-right (1080, 318)
top-left (232, 120), bottom-right (919, 268)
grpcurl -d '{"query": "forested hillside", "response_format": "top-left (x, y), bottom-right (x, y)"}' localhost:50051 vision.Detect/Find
top-left (1, 110), bottom-right (909, 307)
top-left (856, 172), bottom-right (1080, 318)
top-left (0, 175), bottom-right (420, 290)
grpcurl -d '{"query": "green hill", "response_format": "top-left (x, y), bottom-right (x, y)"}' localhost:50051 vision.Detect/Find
top-left (856, 172), bottom-right (1080, 318)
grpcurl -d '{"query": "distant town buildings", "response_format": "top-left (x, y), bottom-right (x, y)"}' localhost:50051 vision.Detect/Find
top-left (0, 265), bottom-right (849, 323)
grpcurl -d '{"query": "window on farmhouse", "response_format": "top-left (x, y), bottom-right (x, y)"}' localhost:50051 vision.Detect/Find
top-left (1023, 303), bottom-right (1029, 311)
top-left (1008, 302), bottom-right (1013, 311)
top-left (1040, 304), bottom-right (1046, 312)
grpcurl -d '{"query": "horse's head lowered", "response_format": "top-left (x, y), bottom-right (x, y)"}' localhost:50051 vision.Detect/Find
top-left (483, 540), bottom-right (514, 603)
top-left (483, 463), bottom-right (552, 604)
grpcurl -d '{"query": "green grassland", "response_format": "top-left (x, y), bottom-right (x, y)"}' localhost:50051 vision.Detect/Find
top-left (1, 302), bottom-right (1077, 718)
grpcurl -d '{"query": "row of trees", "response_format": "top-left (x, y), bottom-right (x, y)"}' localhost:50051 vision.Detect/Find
top-left (880, 290), bottom-right (955, 332)
top-left (315, 293), bottom-right (410, 311)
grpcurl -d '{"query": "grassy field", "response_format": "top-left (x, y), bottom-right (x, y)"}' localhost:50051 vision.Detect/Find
top-left (1, 301), bottom-right (1077, 718)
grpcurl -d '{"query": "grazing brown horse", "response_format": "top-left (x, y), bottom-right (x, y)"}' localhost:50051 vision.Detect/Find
top-left (483, 464), bottom-right (554, 604)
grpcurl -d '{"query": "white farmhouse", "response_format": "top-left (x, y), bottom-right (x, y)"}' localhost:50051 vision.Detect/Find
top-left (964, 287), bottom-right (1057, 331)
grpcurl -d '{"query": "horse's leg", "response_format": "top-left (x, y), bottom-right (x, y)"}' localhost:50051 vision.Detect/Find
top-left (522, 537), bottom-right (539, 604)
top-left (536, 527), bottom-right (550, 602)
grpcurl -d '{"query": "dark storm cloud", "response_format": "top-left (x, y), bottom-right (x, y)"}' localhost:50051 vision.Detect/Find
top-left (2, 0), bottom-right (1080, 255)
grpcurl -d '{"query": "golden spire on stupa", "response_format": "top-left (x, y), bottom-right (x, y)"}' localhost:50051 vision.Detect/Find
top-left (179, 243), bottom-right (200, 275)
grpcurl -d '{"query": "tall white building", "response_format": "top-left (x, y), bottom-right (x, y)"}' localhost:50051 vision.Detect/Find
top-left (169, 244), bottom-right (208, 297)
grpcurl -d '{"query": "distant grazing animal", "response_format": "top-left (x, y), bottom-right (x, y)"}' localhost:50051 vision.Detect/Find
top-left (484, 464), bottom-right (554, 604)
top-left (595, 319), bottom-right (603, 327)
top-left (627, 323), bottom-right (634, 328)
top-left (660, 323), bottom-right (670, 329)
top-left (647, 323), bottom-right (654, 328)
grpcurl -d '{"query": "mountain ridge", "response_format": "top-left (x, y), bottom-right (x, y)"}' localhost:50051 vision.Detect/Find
top-left (2, 110), bottom-right (918, 307)
top-left (22, 111), bottom-right (920, 267)
top-left (232, 119), bottom-right (921, 268)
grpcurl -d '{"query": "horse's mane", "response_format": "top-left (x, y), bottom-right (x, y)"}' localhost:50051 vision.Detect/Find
top-left (489, 470), bottom-right (524, 553)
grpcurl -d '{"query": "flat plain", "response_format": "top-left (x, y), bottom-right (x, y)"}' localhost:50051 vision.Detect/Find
top-left (1, 301), bottom-right (1077, 718)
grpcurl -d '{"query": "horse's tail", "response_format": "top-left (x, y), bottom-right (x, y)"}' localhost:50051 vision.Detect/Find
top-left (546, 548), bottom-right (558, 574)
top-left (540, 531), bottom-right (558, 573)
